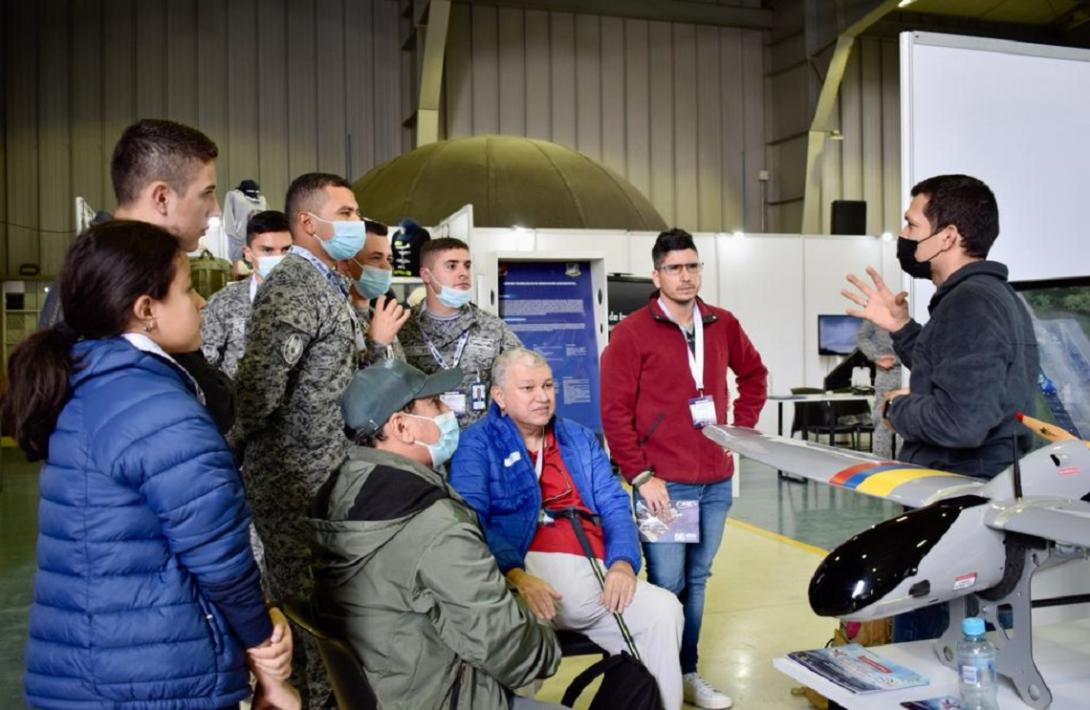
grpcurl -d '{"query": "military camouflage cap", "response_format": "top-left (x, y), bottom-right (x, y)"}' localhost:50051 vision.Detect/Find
top-left (342, 359), bottom-right (463, 435)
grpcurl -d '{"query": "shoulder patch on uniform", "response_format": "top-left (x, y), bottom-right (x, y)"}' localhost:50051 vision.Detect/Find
top-left (281, 333), bottom-right (305, 365)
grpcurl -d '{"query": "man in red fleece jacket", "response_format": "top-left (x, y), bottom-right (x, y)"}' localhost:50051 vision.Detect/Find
top-left (600, 228), bottom-right (768, 710)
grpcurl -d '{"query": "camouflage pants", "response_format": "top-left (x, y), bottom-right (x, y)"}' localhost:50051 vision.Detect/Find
top-left (244, 450), bottom-right (340, 710)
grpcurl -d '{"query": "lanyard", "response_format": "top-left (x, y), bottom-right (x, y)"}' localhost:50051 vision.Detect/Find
top-left (248, 275), bottom-right (258, 303)
top-left (658, 297), bottom-right (704, 393)
top-left (290, 245), bottom-right (350, 298)
top-left (423, 330), bottom-right (470, 370)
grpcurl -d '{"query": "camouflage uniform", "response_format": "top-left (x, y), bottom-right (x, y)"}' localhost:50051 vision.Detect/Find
top-left (231, 246), bottom-right (357, 710)
top-left (399, 302), bottom-right (523, 425)
top-left (354, 302), bottom-right (407, 366)
top-left (200, 276), bottom-right (255, 379)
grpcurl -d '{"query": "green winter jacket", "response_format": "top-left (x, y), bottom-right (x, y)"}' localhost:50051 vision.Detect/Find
top-left (307, 446), bottom-right (560, 710)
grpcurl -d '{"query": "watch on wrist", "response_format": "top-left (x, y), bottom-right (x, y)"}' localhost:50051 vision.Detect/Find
top-left (631, 469), bottom-right (655, 488)
top-left (882, 394), bottom-right (899, 420)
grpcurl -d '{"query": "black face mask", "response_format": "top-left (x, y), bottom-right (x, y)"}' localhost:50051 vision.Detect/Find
top-left (896, 234), bottom-right (937, 279)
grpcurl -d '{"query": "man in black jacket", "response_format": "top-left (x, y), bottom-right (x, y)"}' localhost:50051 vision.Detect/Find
top-left (843, 173), bottom-right (1039, 640)
top-left (44, 119), bottom-right (235, 433)
top-left (844, 174), bottom-right (1038, 478)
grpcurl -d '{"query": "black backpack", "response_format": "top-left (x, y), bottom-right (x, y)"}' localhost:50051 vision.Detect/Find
top-left (561, 651), bottom-right (664, 709)
top-left (549, 508), bottom-right (666, 710)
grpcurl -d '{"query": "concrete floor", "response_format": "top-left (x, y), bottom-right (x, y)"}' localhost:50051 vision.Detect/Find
top-left (0, 449), bottom-right (896, 708)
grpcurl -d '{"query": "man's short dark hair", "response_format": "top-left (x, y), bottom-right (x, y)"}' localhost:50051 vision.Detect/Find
top-left (246, 210), bottom-right (291, 246)
top-left (284, 173), bottom-right (353, 226)
top-left (365, 219), bottom-right (389, 236)
top-left (110, 119), bottom-right (219, 205)
top-left (910, 174), bottom-right (999, 258)
top-left (652, 228), bottom-right (698, 269)
top-left (420, 237), bottom-right (470, 267)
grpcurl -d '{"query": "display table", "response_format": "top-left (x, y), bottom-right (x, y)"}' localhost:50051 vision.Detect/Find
top-left (768, 394), bottom-right (874, 481)
top-left (773, 619), bottom-right (1090, 708)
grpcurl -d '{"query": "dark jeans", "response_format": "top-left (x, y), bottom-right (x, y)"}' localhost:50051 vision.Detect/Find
top-left (636, 478), bottom-right (733, 674)
top-left (892, 602), bottom-right (949, 642)
top-left (893, 598), bottom-right (1014, 642)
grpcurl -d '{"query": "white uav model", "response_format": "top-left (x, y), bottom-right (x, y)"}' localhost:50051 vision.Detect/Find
top-left (705, 417), bottom-right (1090, 709)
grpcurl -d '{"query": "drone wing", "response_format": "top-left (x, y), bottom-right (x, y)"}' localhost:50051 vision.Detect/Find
top-left (984, 497), bottom-right (1090, 547)
top-left (704, 425), bottom-right (985, 508)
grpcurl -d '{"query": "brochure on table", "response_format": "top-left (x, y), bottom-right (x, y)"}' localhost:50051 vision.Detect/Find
top-left (787, 643), bottom-right (929, 695)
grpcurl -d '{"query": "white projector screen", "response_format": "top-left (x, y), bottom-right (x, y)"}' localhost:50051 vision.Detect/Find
top-left (901, 32), bottom-right (1090, 321)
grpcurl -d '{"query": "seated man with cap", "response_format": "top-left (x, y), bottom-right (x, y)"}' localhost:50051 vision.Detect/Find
top-left (307, 359), bottom-right (563, 710)
top-left (449, 348), bottom-right (685, 710)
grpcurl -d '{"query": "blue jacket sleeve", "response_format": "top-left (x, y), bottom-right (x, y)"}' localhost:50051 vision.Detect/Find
top-left (110, 390), bottom-right (272, 649)
top-left (449, 428), bottom-right (525, 573)
top-left (581, 427), bottom-right (642, 573)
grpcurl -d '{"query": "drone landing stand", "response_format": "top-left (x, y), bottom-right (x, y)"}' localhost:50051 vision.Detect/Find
top-left (933, 544), bottom-right (1082, 709)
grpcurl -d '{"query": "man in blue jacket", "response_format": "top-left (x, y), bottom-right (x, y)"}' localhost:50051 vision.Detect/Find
top-left (450, 348), bottom-right (684, 710)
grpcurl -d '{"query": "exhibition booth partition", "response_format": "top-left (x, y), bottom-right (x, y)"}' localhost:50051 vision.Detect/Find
top-left (432, 202), bottom-right (900, 438)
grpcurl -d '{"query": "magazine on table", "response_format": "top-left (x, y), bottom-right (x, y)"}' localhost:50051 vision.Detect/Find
top-left (634, 499), bottom-right (700, 543)
top-left (787, 643), bottom-right (929, 694)
top-left (901, 697), bottom-right (962, 709)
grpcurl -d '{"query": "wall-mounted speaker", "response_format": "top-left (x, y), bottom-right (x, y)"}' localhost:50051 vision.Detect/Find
top-left (831, 200), bottom-right (867, 235)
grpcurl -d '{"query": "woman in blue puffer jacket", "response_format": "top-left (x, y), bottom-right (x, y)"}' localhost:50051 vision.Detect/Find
top-left (2, 221), bottom-right (297, 709)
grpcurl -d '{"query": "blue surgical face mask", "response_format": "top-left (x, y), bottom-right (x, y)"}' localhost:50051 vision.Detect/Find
top-left (309, 214), bottom-right (366, 261)
top-left (429, 275), bottom-right (473, 309)
top-left (354, 260), bottom-right (393, 299)
top-left (255, 255), bottom-right (285, 280)
top-left (409, 411), bottom-right (460, 468)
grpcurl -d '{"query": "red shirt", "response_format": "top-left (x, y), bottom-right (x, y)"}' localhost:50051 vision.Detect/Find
top-left (527, 429), bottom-right (607, 560)
top-left (601, 296), bottom-right (768, 484)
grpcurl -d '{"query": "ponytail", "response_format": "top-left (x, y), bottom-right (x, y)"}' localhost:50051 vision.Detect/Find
top-left (0, 220), bottom-right (179, 461)
top-left (1, 324), bottom-right (80, 461)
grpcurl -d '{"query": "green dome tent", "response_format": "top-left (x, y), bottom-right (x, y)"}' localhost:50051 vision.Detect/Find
top-left (353, 135), bottom-right (666, 231)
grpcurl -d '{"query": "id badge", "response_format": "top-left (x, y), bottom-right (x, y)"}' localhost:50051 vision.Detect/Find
top-left (688, 395), bottom-right (717, 429)
top-left (470, 381), bottom-right (488, 411)
top-left (440, 391), bottom-right (467, 415)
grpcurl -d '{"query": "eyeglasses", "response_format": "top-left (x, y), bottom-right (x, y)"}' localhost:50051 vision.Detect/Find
top-left (658, 262), bottom-right (704, 276)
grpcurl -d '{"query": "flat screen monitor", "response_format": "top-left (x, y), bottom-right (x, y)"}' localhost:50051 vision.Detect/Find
top-left (607, 274), bottom-right (656, 334)
top-left (818, 314), bottom-right (863, 356)
top-left (1011, 276), bottom-right (1090, 439)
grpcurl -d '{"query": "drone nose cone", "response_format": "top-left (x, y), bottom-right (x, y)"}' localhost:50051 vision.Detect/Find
top-left (808, 494), bottom-right (989, 617)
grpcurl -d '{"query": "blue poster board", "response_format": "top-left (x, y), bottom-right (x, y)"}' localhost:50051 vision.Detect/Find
top-left (498, 260), bottom-right (602, 433)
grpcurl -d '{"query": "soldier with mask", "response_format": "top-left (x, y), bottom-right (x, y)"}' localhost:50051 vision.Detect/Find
top-left (335, 219), bottom-right (409, 365)
top-left (201, 210), bottom-right (293, 378)
top-left (231, 172), bottom-right (364, 709)
top-left (399, 237), bottom-right (523, 425)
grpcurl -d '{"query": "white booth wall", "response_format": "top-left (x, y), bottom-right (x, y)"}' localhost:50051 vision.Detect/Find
top-left (468, 226), bottom-right (898, 435)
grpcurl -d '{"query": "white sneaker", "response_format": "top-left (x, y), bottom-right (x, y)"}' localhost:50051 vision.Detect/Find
top-left (683, 672), bottom-right (733, 709)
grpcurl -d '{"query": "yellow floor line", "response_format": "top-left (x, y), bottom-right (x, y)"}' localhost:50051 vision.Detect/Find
top-left (727, 518), bottom-right (829, 558)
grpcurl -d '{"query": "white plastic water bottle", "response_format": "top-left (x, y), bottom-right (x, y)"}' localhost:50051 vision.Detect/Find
top-left (957, 617), bottom-right (998, 710)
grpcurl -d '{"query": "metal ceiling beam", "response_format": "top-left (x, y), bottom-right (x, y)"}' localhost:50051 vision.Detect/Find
top-left (452, 0), bottom-right (773, 30)
top-left (801, 0), bottom-right (901, 233)
top-left (417, 0), bottom-right (452, 147)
